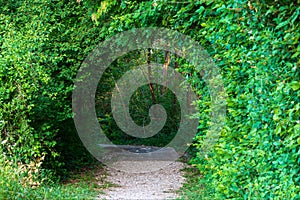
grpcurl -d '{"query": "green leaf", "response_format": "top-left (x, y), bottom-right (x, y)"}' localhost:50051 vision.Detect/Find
top-left (290, 81), bottom-right (300, 91)
top-left (275, 21), bottom-right (289, 30)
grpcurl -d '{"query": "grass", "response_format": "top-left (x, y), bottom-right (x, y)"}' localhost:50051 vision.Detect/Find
top-left (0, 160), bottom-right (110, 200)
top-left (177, 165), bottom-right (215, 200)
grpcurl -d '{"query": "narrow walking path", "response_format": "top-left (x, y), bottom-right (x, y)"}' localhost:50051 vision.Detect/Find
top-left (96, 145), bottom-right (186, 200)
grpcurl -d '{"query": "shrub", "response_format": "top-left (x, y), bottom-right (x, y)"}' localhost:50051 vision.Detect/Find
top-left (0, 0), bottom-right (101, 176)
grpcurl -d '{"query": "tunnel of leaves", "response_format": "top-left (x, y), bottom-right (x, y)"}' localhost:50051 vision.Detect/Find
top-left (0, 0), bottom-right (299, 199)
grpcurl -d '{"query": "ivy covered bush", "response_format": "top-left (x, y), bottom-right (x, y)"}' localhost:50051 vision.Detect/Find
top-left (186, 1), bottom-right (300, 199)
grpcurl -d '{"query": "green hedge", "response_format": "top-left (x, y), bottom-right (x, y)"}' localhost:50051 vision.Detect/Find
top-left (185, 1), bottom-right (300, 199)
top-left (0, 0), bottom-right (102, 176)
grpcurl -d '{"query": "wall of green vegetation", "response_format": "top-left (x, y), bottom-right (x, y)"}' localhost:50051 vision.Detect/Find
top-left (0, 0), bottom-right (103, 177)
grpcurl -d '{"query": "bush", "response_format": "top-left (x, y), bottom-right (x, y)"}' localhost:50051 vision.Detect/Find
top-left (186, 1), bottom-right (300, 198)
top-left (0, 0), bottom-right (101, 177)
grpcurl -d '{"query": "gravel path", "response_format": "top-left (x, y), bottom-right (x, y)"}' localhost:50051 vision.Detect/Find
top-left (96, 159), bottom-right (186, 200)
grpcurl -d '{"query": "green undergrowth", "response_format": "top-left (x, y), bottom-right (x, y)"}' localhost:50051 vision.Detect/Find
top-left (0, 152), bottom-right (106, 200)
top-left (177, 166), bottom-right (214, 200)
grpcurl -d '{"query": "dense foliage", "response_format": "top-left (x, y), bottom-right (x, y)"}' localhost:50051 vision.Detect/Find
top-left (186, 1), bottom-right (300, 199)
top-left (0, 0), bottom-right (299, 199)
top-left (0, 0), bottom-right (102, 176)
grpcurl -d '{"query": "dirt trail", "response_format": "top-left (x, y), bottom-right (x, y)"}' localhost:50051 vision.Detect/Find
top-left (96, 146), bottom-right (186, 200)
